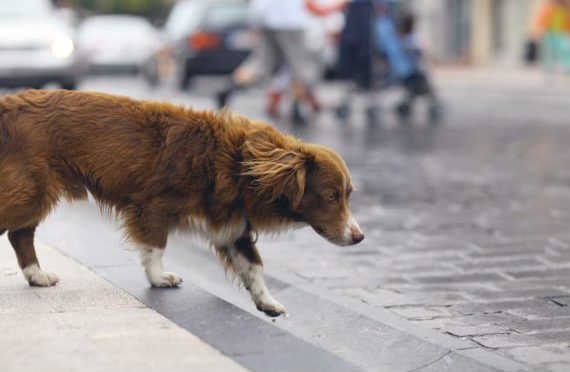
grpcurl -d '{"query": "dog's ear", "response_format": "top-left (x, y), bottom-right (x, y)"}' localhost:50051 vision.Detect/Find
top-left (242, 133), bottom-right (307, 209)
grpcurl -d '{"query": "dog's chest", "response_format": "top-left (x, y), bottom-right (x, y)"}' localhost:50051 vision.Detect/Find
top-left (186, 216), bottom-right (247, 246)
top-left (256, 221), bottom-right (307, 236)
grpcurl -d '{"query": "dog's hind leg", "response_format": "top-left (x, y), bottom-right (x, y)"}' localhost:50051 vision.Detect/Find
top-left (220, 235), bottom-right (287, 317)
top-left (8, 226), bottom-right (59, 287)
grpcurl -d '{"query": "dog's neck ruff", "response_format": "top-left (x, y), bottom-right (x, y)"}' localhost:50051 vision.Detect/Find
top-left (183, 215), bottom-right (306, 246)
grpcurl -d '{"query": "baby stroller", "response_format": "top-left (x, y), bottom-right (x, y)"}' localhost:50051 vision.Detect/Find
top-left (335, 0), bottom-right (442, 123)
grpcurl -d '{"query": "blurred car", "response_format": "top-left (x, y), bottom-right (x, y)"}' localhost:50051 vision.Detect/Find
top-left (78, 15), bottom-right (161, 74)
top-left (149, 0), bottom-right (253, 89)
top-left (0, 0), bottom-right (81, 89)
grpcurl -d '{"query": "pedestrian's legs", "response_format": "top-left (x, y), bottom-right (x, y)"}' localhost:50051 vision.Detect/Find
top-left (542, 34), bottom-right (554, 73)
top-left (562, 35), bottom-right (570, 74)
top-left (216, 29), bottom-right (278, 108)
top-left (275, 30), bottom-right (322, 120)
top-left (543, 32), bottom-right (566, 74)
top-left (266, 67), bottom-right (290, 118)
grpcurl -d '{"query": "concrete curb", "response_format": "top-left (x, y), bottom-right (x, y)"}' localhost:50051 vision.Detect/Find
top-left (0, 236), bottom-right (248, 372)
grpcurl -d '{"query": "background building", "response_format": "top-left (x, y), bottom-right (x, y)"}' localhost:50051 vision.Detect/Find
top-left (405, 0), bottom-right (541, 65)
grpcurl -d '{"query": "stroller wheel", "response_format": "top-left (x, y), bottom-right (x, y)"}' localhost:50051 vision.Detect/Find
top-left (428, 102), bottom-right (444, 123)
top-left (365, 105), bottom-right (381, 126)
top-left (334, 103), bottom-right (351, 120)
top-left (396, 102), bottom-right (412, 118)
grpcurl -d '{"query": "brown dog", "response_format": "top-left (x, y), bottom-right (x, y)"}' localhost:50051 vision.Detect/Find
top-left (0, 89), bottom-right (363, 316)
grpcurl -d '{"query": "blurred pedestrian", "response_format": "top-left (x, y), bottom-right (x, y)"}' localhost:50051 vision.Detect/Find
top-left (531, 0), bottom-right (570, 73)
top-left (334, 0), bottom-right (377, 121)
top-left (337, 0), bottom-right (374, 84)
top-left (394, 12), bottom-right (441, 120)
top-left (215, 0), bottom-right (345, 123)
top-left (335, 2), bottom-right (442, 123)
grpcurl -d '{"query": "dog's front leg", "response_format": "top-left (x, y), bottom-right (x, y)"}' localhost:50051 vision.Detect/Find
top-left (226, 236), bottom-right (287, 317)
top-left (140, 247), bottom-right (183, 288)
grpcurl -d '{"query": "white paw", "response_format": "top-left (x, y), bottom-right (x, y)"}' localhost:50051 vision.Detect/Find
top-left (255, 296), bottom-right (288, 317)
top-left (150, 272), bottom-right (183, 288)
top-left (23, 265), bottom-right (59, 287)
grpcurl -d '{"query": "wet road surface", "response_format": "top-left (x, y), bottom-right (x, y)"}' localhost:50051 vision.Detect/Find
top-left (30, 69), bottom-right (570, 371)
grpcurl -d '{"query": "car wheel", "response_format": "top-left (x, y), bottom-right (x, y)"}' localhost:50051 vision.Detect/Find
top-left (60, 79), bottom-right (77, 90)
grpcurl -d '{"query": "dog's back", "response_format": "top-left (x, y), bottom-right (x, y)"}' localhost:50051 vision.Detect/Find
top-left (0, 90), bottom-right (223, 229)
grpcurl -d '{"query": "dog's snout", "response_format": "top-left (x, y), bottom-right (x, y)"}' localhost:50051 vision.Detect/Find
top-left (352, 230), bottom-right (364, 244)
top-left (344, 213), bottom-right (364, 245)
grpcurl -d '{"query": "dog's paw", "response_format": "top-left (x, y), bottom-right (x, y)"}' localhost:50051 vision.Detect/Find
top-left (150, 272), bottom-right (183, 288)
top-left (23, 265), bottom-right (59, 287)
top-left (256, 297), bottom-right (288, 318)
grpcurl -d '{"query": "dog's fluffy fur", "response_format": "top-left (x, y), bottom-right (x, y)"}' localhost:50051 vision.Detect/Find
top-left (0, 89), bottom-right (363, 316)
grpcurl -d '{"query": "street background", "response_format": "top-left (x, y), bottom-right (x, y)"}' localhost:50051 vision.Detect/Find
top-left (2, 0), bottom-right (570, 371)
top-left (19, 66), bottom-right (570, 372)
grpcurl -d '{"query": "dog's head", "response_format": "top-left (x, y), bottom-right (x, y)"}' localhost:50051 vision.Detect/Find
top-left (242, 128), bottom-right (364, 246)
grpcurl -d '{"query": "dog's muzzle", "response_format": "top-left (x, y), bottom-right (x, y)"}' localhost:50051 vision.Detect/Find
top-left (344, 213), bottom-right (364, 245)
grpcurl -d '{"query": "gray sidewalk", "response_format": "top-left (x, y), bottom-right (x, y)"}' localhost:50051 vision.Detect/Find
top-left (0, 236), bottom-right (247, 372)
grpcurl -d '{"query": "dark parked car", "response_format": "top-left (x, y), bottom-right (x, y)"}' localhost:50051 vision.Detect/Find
top-left (147, 0), bottom-right (253, 89)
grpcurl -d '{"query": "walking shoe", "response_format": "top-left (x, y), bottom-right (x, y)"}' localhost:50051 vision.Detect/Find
top-left (266, 90), bottom-right (283, 119)
top-left (216, 89), bottom-right (231, 109)
top-left (305, 89), bottom-right (323, 113)
top-left (291, 100), bottom-right (307, 125)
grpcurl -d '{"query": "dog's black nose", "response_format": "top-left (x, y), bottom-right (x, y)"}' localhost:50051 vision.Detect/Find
top-left (352, 232), bottom-right (364, 244)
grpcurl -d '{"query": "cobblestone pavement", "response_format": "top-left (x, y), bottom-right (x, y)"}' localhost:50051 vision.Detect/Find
top-left (75, 69), bottom-right (570, 371)
top-left (254, 69), bottom-right (570, 372)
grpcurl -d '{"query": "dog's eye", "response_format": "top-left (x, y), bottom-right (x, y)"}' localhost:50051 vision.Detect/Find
top-left (327, 191), bottom-right (338, 203)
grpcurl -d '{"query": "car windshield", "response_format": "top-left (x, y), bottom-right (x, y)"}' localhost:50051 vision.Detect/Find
top-left (0, 0), bottom-right (53, 18)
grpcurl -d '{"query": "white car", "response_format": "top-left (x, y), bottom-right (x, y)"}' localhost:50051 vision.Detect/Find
top-left (78, 15), bottom-right (161, 73)
top-left (0, 0), bottom-right (81, 89)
